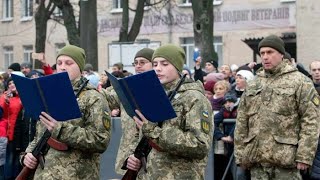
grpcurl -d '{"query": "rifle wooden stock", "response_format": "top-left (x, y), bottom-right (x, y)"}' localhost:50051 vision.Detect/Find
top-left (122, 170), bottom-right (138, 180)
top-left (15, 166), bottom-right (35, 180)
top-left (47, 137), bottom-right (68, 151)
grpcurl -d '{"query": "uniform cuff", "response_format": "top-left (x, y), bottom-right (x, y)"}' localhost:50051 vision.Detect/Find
top-left (51, 123), bottom-right (62, 139)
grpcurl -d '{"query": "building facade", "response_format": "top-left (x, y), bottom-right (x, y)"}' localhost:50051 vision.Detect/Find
top-left (0, 0), bottom-right (306, 74)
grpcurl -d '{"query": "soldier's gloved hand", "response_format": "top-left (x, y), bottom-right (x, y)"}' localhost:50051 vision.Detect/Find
top-left (127, 154), bottom-right (141, 171)
top-left (39, 112), bottom-right (58, 132)
top-left (23, 153), bottom-right (38, 169)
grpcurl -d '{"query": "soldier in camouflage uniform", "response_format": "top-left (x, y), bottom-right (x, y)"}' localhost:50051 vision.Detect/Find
top-left (101, 48), bottom-right (154, 176)
top-left (130, 44), bottom-right (213, 179)
top-left (22, 45), bottom-right (111, 180)
top-left (234, 35), bottom-right (320, 180)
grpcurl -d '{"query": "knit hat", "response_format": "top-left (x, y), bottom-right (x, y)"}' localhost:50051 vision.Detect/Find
top-left (152, 44), bottom-right (185, 72)
top-left (8, 63), bottom-right (21, 71)
top-left (135, 48), bottom-right (154, 61)
top-left (236, 70), bottom-right (254, 82)
top-left (84, 63), bottom-right (93, 72)
top-left (183, 64), bottom-right (192, 77)
top-left (237, 65), bottom-right (253, 73)
top-left (21, 62), bottom-right (32, 69)
top-left (204, 80), bottom-right (216, 93)
top-left (113, 63), bottom-right (123, 70)
top-left (230, 64), bottom-right (239, 72)
top-left (284, 52), bottom-right (291, 60)
top-left (205, 73), bottom-right (225, 82)
top-left (258, 35), bottom-right (285, 55)
top-left (223, 91), bottom-right (238, 104)
top-left (56, 45), bottom-right (86, 72)
top-left (26, 70), bottom-right (44, 78)
top-left (206, 59), bottom-right (218, 69)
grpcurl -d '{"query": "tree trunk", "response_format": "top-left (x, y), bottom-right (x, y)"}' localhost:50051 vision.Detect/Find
top-left (34, 0), bottom-right (52, 68)
top-left (61, 0), bottom-right (80, 46)
top-left (119, 0), bottom-right (129, 42)
top-left (191, 0), bottom-right (217, 67)
top-left (80, 0), bottom-right (98, 70)
top-left (119, 0), bottom-right (146, 42)
top-left (127, 0), bottom-right (145, 42)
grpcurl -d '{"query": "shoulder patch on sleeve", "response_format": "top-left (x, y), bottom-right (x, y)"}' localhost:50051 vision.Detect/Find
top-left (202, 111), bottom-right (209, 119)
top-left (312, 94), bottom-right (320, 106)
top-left (102, 110), bottom-right (111, 130)
top-left (201, 119), bottom-right (210, 134)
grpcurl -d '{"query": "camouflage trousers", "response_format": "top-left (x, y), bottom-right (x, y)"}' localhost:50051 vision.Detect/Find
top-left (250, 165), bottom-right (301, 180)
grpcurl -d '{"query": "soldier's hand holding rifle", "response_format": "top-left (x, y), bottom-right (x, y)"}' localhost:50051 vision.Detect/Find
top-left (126, 110), bottom-right (150, 171)
top-left (23, 112), bottom-right (58, 169)
top-left (127, 154), bottom-right (141, 171)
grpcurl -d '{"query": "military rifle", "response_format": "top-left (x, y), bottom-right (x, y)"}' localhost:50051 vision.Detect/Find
top-left (16, 79), bottom-right (89, 180)
top-left (122, 74), bottom-right (187, 180)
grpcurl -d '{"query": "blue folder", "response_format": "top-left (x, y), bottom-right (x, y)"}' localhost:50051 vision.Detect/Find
top-left (106, 70), bottom-right (177, 123)
top-left (11, 72), bottom-right (81, 121)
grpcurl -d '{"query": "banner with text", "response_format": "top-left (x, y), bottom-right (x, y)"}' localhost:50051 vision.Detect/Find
top-left (98, 2), bottom-right (295, 36)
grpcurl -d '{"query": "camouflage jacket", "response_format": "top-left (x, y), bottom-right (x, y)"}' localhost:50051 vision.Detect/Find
top-left (141, 79), bottom-right (213, 180)
top-left (25, 77), bottom-right (111, 180)
top-left (101, 87), bottom-right (141, 176)
top-left (234, 60), bottom-right (320, 168)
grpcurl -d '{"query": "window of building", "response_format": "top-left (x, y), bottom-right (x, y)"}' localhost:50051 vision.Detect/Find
top-left (2, 0), bottom-right (13, 21)
top-left (111, 0), bottom-right (123, 13)
top-left (180, 36), bottom-right (223, 69)
top-left (113, 0), bottom-right (122, 9)
top-left (53, 7), bottom-right (63, 17)
top-left (182, 0), bottom-right (191, 5)
top-left (214, 36), bottom-right (223, 67)
top-left (144, 0), bottom-right (151, 10)
top-left (213, 0), bottom-right (223, 5)
top-left (23, 45), bottom-right (33, 67)
top-left (180, 0), bottom-right (222, 6)
top-left (280, 0), bottom-right (295, 2)
top-left (21, 0), bottom-right (33, 20)
top-left (4, 46), bottom-right (14, 70)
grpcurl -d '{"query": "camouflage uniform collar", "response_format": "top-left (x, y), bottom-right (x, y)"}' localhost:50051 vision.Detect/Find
top-left (72, 76), bottom-right (93, 92)
top-left (71, 77), bottom-right (84, 87)
top-left (163, 76), bottom-right (203, 93)
top-left (163, 78), bottom-right (180, 91)
top-left (257, 59), bottom-right (297, 78)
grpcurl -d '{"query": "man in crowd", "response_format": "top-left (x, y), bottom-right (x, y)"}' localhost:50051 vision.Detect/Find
top-left (20, 62), bottom-right (32, 76)
top-left (310, 60), bottom-right (320, 88)
top-left (234, 35), bottom-right (320, 179)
